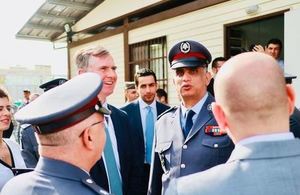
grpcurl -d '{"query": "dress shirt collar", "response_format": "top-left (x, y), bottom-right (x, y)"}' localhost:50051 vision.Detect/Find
top-left (102, 102), bottom-right (109, 117)
top-left (237, 132), bottom-right (295, 146)
top-left (138, 97), bottom-right (156, 110)
top-left (181, 92), bottom-right (208, 117)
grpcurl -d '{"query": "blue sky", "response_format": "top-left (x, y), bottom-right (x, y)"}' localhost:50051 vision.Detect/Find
top-left (0, 1), bottom-right (67, 75)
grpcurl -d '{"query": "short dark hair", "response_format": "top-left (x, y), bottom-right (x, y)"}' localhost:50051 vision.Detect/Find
top-left (156, 88), bottom-right (167, 99)
top-left (212, 57), bottom-right (226, 68)
top-left (267, 38), bottom-right (282, 50)
top-left (134, 68), bottom-right (157, 86)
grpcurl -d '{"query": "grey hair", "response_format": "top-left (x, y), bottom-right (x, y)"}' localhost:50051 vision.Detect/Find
top-left (75, 46), bottom-right (110, 70)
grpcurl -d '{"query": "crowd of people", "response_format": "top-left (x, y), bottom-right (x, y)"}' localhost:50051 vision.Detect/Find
top-left (0, 37), bottom-right (300, 195)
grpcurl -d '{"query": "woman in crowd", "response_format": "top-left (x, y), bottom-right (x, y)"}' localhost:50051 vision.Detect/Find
top-left (0, 87), bottom-right (25, 190)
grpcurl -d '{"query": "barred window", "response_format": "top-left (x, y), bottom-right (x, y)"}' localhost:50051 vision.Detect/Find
top-left (129, 36), bottom-right (168, 90)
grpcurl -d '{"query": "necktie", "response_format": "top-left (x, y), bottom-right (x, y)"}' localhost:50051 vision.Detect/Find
top-left (145, 106), bottom-right (154, 164)
top-left (104, 121), bottom-right (123, 195)
top-left (184, 110), bottom-right (195, 138)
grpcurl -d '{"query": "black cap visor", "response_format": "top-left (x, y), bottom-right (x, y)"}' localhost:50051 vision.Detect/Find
top-left (171, 57), bottom-right (207, 69)
top-left (284, 73), bottom-right (297, 84)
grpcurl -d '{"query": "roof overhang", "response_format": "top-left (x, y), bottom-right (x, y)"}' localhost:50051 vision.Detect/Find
top-left (16, 0), bottom-right (104, 42)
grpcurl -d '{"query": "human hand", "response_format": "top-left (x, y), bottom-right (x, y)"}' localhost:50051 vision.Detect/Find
top-left (252, 45), bottom-right (265, 53)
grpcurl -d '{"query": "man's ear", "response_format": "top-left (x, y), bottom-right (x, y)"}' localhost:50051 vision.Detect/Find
top-left (81, 128), bottom-right (93, 150)
top-left (206, 71), bottom-right (212, 86)
top-left (78, 68), bottom-right (86, 75)
top-left (286, 84), bottom-right (296, 115)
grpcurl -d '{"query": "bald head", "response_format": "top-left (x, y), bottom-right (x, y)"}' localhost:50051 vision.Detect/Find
top-left (213, 52), bottom-right (294, 142)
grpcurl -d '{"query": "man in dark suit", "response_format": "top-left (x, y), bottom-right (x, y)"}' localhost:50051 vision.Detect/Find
top-left (75, 46), bottom-right (142, 195)
top-left (121, 68), bottom-right (170, 194)
top-left (148, 40), bottom-right (234, 195)
top-left (207, 57), bottom-right (226, 97)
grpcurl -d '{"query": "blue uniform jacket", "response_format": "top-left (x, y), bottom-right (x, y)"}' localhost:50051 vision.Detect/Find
top-left (20, 124), bottom-right (39, 168)
top-left (1, 157), bottom-right (109, 195)
top-left (148, 94), bottom-right (234, 195)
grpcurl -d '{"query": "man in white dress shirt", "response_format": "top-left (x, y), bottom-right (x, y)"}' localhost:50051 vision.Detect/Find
top-left (177, 52), bottom-right (300, 195)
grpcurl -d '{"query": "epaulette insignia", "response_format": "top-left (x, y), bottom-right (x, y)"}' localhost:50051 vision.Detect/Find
top-left (157, 106), bottom-right (178, 120)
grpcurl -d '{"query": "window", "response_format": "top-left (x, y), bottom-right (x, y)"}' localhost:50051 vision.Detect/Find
top-left (225, 13), bottom-right (284, 59)
top-left (129, 36), bottom-right (168, 90)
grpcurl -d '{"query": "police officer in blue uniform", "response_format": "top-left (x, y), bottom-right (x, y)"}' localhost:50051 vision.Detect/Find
top-left (148, 40), bottom-right (234, 195)
top-left (1, 73), bottom-right (110, 195)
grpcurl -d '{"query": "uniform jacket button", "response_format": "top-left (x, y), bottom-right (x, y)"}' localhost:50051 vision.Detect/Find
top-left (182, 145), bottom-right (187, 149)
top-left (86, 179), bottom-right (93, 184)
top-left (213, 143), bottom-right (219, 148)
top-left (180, 164), bottom-right (186, 169)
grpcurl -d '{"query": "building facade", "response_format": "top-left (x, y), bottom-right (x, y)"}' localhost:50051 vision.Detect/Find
top-left (66, 0), bottom-right (300, 107)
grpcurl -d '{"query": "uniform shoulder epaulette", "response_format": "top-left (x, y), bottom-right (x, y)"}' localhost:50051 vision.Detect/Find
top-left (158, 106), bottom-right (178, 120)
top-left (20, 124), bottom-right (32, 129)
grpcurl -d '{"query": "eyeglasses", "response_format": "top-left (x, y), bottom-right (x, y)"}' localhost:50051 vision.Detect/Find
top-left (87, 120), bottom-right (104, 129)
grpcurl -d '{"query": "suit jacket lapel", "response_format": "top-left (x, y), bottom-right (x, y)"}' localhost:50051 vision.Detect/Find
top-left (156, 101), bottom-right (164, 116)
top-left (184, 95), bottom-right (214, 143)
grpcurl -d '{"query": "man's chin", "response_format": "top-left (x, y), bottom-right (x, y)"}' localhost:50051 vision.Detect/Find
top-left (143, 98), bottom-right (155, 104)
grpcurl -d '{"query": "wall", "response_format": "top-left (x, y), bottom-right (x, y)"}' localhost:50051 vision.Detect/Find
top-left (129, 0), bottom-right (300, 105)
top-left (69, 0), bottom-right (300, 106)
top-left (285, 8), bottom-right (300, 106)
top-left (74, 0), bottom-right (162, 31)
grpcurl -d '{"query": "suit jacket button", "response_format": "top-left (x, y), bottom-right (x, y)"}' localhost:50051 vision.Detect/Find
top-left (180, 164), bottom-right (186, 169)
top-left (213, 143), bottom-right (219, 148)
top-left (182, 145), bottom-right (187, 149)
